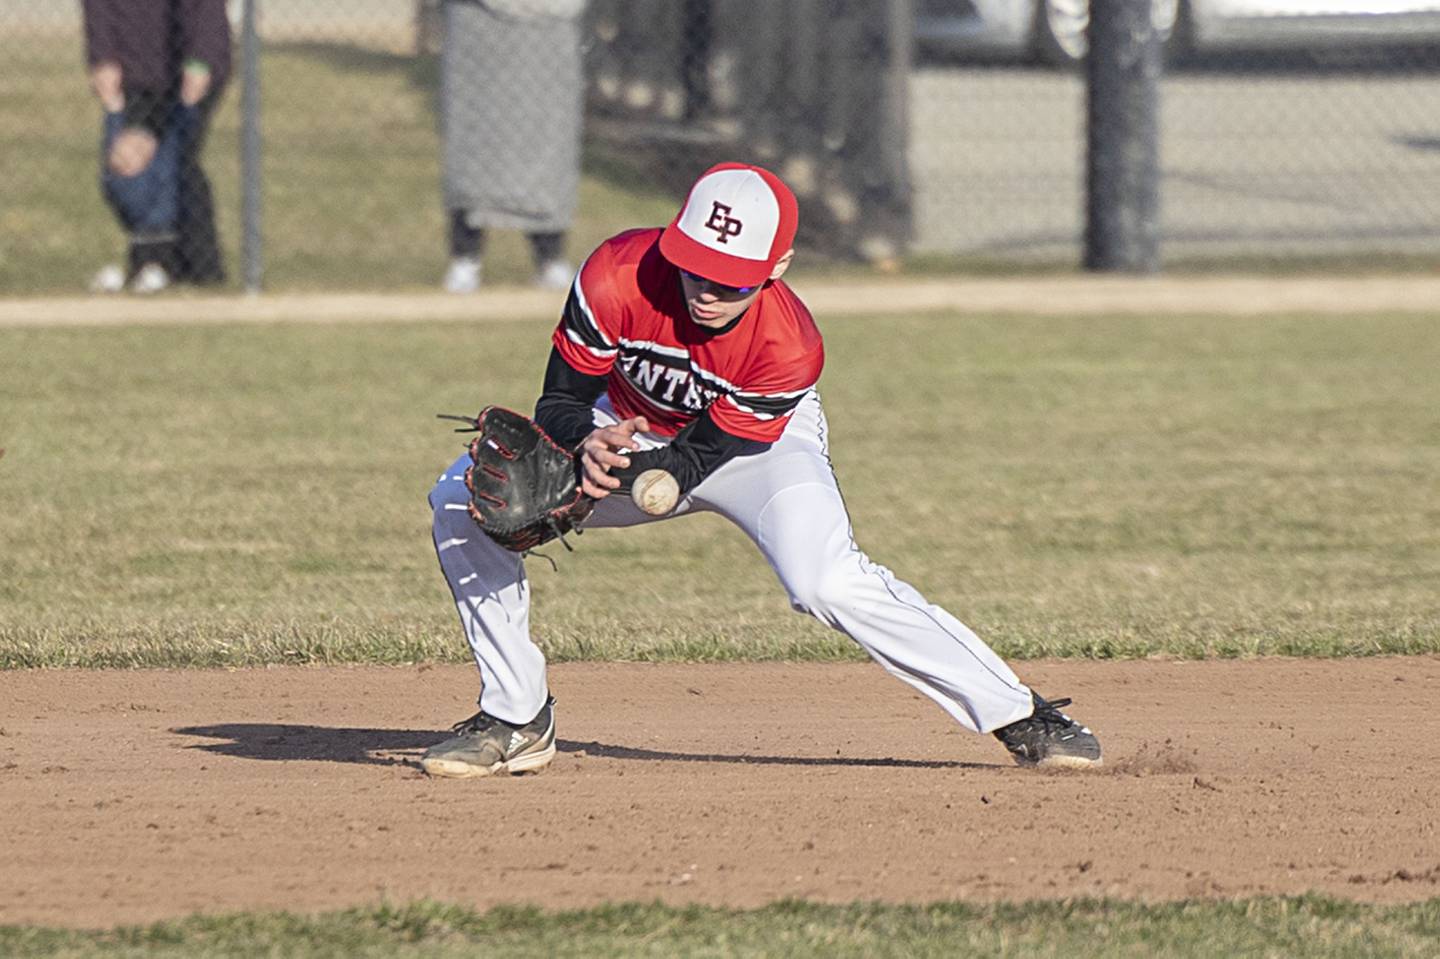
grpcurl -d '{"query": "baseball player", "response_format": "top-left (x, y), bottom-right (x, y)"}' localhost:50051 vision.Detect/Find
top-left (423, 162), bottom-right (1102, 778)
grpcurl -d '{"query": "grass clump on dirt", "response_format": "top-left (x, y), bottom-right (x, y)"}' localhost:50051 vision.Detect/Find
top-left (3, 311), bottom-right (1438, 668)
top-left (3, 896), bottom-right (1440, 957)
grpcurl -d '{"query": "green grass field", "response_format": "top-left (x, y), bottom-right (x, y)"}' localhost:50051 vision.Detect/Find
top-left (3, 309), bottom-right (1437, 668)
top-left (4, 897), bottom-right (1439, 958)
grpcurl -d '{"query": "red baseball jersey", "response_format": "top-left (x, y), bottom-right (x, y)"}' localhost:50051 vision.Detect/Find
top-left (552, 228), bottom-right (824, 442)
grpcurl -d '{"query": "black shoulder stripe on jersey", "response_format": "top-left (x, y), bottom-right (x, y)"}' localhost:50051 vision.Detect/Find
top-left (730, 389), bottom-right (808, 418)
top-left (562, 286), bottom-right (614, 353)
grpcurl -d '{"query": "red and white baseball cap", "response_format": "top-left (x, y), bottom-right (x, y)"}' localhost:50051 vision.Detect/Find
top-left (659, 162), bottom-right (798, 289)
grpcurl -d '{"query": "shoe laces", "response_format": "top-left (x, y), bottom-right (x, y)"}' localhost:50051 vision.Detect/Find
top-left (451, 710), bottom-right (502, 735)
top-left (1028, 696), bottom-right (1080, 731)
top-left (451, 696), bottom-right (554, 734)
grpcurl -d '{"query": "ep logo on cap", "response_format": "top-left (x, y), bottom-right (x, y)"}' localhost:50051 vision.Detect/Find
top-left (660, 163), bottom-right (798, 290)
top-left (704, 201), bottom-right (743, 244)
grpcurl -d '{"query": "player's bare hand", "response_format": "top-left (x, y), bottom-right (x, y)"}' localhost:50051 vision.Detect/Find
top-left (577, 416), bottom-right (650, 499)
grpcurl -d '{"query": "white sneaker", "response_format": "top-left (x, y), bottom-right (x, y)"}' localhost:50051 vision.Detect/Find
top-left (442, 257), bottom-right (481, 294)
top-left (89, 263), bottom-right (127, 294)
top-left (129, 263), bottom-right (170, 295)
top-left (534, 259), bottom-right (574, 291)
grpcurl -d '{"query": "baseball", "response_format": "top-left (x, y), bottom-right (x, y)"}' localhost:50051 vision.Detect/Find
top-left (631, 468), bottom-right (679, 516)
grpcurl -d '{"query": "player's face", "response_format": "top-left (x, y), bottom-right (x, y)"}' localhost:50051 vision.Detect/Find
top-left (678, 270), bottom-right (763, 328)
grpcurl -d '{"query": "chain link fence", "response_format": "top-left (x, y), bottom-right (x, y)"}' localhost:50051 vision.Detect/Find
top-left (3, 0), bottom-right (1439, 295)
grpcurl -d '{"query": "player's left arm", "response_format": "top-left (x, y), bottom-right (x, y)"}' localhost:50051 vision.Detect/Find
top-left (611, 412), bottom-right (768, 496)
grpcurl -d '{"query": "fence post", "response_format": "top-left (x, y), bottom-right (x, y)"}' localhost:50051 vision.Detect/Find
top-left (1084, 0), bottom-right (1161, 273)
top-left (873, 0), bottom-right (915, 264)
top-left (240, 0), bottom-right (263, 294)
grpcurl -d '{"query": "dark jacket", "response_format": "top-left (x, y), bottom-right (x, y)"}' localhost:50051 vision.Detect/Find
top-left (82, 0), bottom-right (231, 130)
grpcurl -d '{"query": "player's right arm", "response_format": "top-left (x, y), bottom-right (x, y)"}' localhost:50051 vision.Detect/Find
top-left (535, 238), bottom-right (645, 499)
top-left (533, 348), bottom-right (607, 452)
top-left (532, 347), bottom-right (642, 499)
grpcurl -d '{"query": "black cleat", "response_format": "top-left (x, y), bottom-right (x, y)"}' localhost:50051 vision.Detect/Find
top-left (993, 692), bottom-right (1102, 768)
top-left (421, 696), bottom-right (557, 779)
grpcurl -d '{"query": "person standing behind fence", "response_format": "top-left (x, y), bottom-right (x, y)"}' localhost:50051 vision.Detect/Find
top-left (83, 0), bottom-right (231, 294)
top-left (439, 0), bottom-right (586, 294)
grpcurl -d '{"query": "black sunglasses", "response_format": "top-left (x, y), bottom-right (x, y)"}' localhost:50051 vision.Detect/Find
top-left (680, 268), bottom-right (756, 295)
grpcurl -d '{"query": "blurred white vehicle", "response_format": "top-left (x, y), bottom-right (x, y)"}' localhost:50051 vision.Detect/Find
top-left (915, 0), bottom-right (1440, 66)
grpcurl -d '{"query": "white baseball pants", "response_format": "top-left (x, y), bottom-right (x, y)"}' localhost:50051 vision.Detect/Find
top-left (429, 391), bottom-right (1035, 733)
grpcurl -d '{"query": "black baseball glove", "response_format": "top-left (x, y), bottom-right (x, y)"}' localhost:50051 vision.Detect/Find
top-left (440, 406), bottom-right (593, 552)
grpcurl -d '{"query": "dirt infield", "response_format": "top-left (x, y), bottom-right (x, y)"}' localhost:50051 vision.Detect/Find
top-left (2, 273), bottom-right (1439, 328)
top-left (3, 658), bottom-right (1439, 928)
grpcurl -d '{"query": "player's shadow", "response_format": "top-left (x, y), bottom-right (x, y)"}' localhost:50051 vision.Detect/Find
top-left (171, 724), bottom-right (1000, 770)
top-left (556, 740), bottom-right (997, 770)
top-left (173, 723), bottom-right (435, 767)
